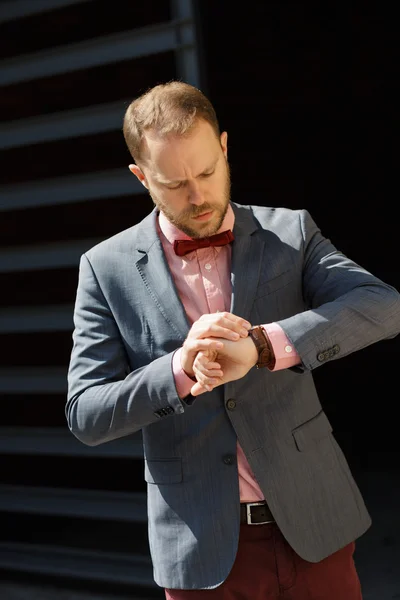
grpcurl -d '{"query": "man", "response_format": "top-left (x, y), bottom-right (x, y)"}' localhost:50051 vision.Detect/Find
top-left (66, 81), bottom-right (400, 599)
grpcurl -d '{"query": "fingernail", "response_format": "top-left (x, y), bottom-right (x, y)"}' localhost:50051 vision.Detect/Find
top-left (240, 328), bottom-right (248, 336)
top-left (243, 322), bottom-right (252, 329)
top-left (231, 332), bottom-right (240, 340)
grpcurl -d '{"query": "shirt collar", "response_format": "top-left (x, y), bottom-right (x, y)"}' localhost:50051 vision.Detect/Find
top-left (158, 203), bottom-right (235, 247)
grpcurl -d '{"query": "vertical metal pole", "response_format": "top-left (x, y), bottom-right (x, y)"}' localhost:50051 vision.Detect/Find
top-left (171, 0), bottom-right (204, 89)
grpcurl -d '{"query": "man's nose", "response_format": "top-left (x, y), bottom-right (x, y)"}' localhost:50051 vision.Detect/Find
top-left (188, 181), bottom-right (205, 205)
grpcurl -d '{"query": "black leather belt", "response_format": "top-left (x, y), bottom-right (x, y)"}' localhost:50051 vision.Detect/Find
top-left (240, 501), bottom-right (275, 525)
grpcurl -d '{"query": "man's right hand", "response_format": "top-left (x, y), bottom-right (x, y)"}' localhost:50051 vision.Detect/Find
top-left (190, 335), bottom-right (259, 396)
top-left (180, 312), bottom-right (251, 378)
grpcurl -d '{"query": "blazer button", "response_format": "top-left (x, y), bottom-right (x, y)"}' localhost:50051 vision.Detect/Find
top-left (226, 399), bottom-right (236, 411)
top-left (222, 454), bottom-right (235, 465)
top-left (317, 352), bottom-right (326, 362)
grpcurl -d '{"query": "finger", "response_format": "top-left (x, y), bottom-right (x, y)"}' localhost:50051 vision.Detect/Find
top-left (191, 377), bottom-right (223, 396)
top-left (190, 381), bottom-right (209, 396)
top-left (193, 352), bottom-right (212, 366)
top-left (192, 358), bottom-right (222, 382)
top-left (202, 361), bottom-right (222, 372)
top-left (198, 313), bottom-right (251, 338)
top-left (187, 339), bottom-right (224, 354)
top-left (217, 315), bottom-right (251, 338)
top-left (203, 322), bottom-right (245, 340)
top-left (201, 311), bottom-right (251, 328)
top-left (191, 322), bottom-right (239, 341)
top-left (222, 312), bottom-right (252, 330)
top-left (193, 364), bottom-right (223, 379)
top-left (212, 314), bottom-right (251, 334)
top-left (193, 352), bottom-right (221, 370)
top-left (192, 368), bottom-right (220, 388)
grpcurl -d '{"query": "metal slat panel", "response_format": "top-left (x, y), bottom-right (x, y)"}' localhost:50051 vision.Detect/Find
top-left (0, 3), bottom-right (203, 593)
top-left (172, 0), bottom-right (202, 88)
top-left (0, 100), bottom-right (128, 150)
top-left (0, 484), bottom-right (146, 522)
top-left (0, 21), bottom-right (192, 85)
top-left (0, 304), bottom-right (74, 333)
top-left (0, 0), bottom-right (93, 24)
top-left (0, 238), bottom-right (103, 272)
top-left (0, 427), bottom-right (143, 458)
top-left (0, 168), bottom-right (141, 211)
top-left (0, 367), bottom-right (67, 393)
top-left (0, 542), bottom-right (158, 588)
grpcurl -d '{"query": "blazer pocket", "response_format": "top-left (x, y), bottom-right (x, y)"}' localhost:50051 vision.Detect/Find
top-left (292, 410), bottom-right (333, 452)
top-left (255, 269), bottom-right (294, 299)
top-left (144, 458), bottom-right (182, 484)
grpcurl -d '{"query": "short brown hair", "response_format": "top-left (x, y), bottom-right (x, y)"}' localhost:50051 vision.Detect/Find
top-left (122, 80), bottom-right (220, 163)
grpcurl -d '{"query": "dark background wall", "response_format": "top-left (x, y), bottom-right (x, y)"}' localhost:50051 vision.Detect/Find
top-left (198, 1), bottom-right (399, 471)
top-left (0, 1), bottom-right (398, 598)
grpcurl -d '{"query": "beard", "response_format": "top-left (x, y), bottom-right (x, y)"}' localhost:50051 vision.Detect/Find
top-left (150, 162), bottom-right (231, 239)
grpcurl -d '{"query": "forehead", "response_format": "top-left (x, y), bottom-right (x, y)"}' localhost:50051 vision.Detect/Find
top-left (141, 120), bottom-right (221, 176)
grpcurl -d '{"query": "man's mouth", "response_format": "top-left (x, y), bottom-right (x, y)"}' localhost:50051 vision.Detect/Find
top-left (192, 210), bottom-right (213, 221)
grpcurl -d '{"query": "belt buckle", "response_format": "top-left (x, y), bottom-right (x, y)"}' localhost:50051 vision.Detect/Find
top-left (246, 501), bottom-right (273, 526)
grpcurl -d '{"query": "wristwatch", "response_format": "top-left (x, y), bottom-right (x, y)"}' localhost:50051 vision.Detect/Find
top-left (248, 325), bottom-right (276, 370)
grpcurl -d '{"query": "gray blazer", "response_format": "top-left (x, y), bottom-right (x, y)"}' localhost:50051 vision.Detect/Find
top-left (66, 202), bottom-right (400, 590)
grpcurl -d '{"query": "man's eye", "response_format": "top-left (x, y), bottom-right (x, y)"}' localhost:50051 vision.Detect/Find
top-left (167, 182), bottom-right (183, 190)
top-left (202, 171), bottom-right (214, 178)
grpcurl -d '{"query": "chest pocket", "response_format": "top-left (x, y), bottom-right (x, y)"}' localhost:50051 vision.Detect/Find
top-left (255, 269), bottom-right (294, 299)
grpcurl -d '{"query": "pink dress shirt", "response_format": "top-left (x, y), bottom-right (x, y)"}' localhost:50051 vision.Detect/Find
top-left (158, 205), bottom-right (300, 502)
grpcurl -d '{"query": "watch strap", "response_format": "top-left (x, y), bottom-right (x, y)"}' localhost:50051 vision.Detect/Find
top-left (248, 325), bottom-right (276, 369)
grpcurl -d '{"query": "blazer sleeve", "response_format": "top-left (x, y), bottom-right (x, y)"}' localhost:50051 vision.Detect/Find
top-left (66, 254), bottom-right (185, 446)
top-left (276, 209), bottom-right (400, 371)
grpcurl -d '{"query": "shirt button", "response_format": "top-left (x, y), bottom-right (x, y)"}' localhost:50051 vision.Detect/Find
top-left (284, 345), bottom-right (293, 353)
top-left (222, 454), bottom-right (235, 465)
top-left (226, 399), bottom-right (236, 411)
top-left (204, 263), bottom-right (212, 270)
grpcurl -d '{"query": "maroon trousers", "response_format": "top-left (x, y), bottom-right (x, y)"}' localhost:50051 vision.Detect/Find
top-left (165, 523), bottom-right (362, 600)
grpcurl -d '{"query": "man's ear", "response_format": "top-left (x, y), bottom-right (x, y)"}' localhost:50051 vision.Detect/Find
top-left (129, 164), bottom-right (149, 189)
top-left (220, 131), bottom-right (228, 159)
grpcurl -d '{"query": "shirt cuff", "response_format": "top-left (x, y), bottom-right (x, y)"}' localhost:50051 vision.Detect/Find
top-left (262, 323), bottom-right (300, 371)
top-left (172, 348), bottom-right (196, 398)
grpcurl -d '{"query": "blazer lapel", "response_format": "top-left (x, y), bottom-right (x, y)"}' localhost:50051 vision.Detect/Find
top-left (134, 209), bottom-right (190, 341)
top-left (230, 203), bottom-right (265, 323)
top-left (133, 203), bottom-right (265, 338)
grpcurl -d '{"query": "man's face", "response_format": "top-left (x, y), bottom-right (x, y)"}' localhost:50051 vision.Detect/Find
top-left (130, 120), bottom-right (231, 238)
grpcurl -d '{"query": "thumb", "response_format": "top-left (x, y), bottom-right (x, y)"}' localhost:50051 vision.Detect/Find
top-left (190, 381), bottom-right (209, 396)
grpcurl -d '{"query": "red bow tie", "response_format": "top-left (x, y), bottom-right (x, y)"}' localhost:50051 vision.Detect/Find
top-left (173, 230), bottom-right (234, 257)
